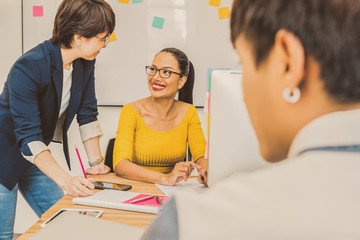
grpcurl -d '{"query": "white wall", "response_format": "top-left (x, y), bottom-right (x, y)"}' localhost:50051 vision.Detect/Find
top-left (14, 106), bottom-right (206, 233)
top-left (0, 0), bottom-right (22, 90)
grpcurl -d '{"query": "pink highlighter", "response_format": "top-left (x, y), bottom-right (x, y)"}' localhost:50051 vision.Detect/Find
top-left (75, 145), bottom-right (88, 179)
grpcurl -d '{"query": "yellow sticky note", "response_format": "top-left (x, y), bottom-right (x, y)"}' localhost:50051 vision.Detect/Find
top-left (218, 6), bottom-right (230, 19)
top-left (118, 0), bottom-right (129, 3)
top-left (109, 32), bottom-right (117, 43)
top-left (209, 0), bottom-right (221, 7)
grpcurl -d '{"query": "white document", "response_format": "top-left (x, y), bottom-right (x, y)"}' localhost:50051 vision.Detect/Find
top-left (73, 190), bottom-right (162, 214)
top-left (156, 178), bottom-right (208, 196)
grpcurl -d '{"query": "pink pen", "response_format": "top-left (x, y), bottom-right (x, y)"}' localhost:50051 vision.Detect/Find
top-left (75, 145), bottom-right (88, 179)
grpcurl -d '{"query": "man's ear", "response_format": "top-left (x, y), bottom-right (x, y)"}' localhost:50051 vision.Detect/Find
top-left (274, 29), bottom-right (306, 89)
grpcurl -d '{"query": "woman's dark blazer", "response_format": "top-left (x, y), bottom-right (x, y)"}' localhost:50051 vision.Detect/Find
top-left (0, 40), bottom-right (99, 190)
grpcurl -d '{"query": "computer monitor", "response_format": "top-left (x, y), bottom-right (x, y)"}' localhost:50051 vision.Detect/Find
top-left (207, 70), bottom-right (269, 187)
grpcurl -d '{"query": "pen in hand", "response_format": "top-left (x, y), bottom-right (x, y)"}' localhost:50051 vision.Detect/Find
top-left (156, 196), bottom-right (163, 206)
top-left (75, 144), bottom-right (88, 179)
top-left (199, 170), bottom-right (208, 184)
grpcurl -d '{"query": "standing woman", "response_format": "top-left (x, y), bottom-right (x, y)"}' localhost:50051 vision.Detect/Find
top-left (0, 0), bottom-right (115, 239)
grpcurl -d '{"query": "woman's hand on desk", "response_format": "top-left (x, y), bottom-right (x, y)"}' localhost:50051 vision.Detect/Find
top-left (161, 162), bottom-right (201, 186)
top-left (85, 162), bottom-right (110, 175)
top-left (62, 176), bottom-right (95, 197)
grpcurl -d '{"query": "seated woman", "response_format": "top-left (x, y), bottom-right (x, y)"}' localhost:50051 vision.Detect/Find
top-left (113, 48), bottom-right (207, 186)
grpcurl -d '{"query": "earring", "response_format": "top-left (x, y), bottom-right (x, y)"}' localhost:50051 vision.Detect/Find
top-left (76, 42), bottom-right (80, 48)
top-left (178, 86), bottom-right (182, 89)
top-left (283, 87), bottom-right (301, 103)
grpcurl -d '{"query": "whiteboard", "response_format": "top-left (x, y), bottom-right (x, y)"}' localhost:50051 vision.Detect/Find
top-left (0, 0), bottom-right (22, 90)
top-left (23, 0), bottom-right (240, 106)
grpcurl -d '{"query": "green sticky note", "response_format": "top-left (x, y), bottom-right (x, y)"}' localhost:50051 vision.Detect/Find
top-left (132, 0), bottom-right (143, 3)
top-left (152, 16), bottom-right (165, 29)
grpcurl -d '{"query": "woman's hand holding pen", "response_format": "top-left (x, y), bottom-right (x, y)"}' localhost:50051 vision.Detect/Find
top-left (34, 150), bottom-right (95, 198)
top-left (61, 175), bottom-right (95, 197)
top-left (161, 162), bottom-right (201, 186)
top-left (196, 158), bottom-right (208, 185)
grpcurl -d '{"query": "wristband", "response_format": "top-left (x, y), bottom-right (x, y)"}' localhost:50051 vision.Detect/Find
top-left (89, 156), bottom-right (104, 167)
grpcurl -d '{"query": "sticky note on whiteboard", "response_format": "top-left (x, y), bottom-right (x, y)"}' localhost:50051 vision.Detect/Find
top-left (118, 0), bottom-right (130, 3)
top-left (209, 0), bottom-right (221, 7)
top-left (152, 16), bottom-right (165, 29)
top-left (132, 0), bottom-right (143, 3)
top-left (218, 6), bottom-right (230, 19)
top-left (33, 6), bottom-right (43, 17)
top-left (109, 32), bottom-right (117, 43)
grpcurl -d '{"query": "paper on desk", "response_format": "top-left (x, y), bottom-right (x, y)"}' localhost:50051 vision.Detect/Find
top-left (155, 178), bottom-right (208, 196)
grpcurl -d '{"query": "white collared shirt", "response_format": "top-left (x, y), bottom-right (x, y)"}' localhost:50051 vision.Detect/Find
top-left (59, 63), bottom-right (73, 118)
top-left (174, 109), bottom-right (360, 240)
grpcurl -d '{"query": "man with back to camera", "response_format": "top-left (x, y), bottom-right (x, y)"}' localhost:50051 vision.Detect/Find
top-left (141, 0), bottom-right (360, 239)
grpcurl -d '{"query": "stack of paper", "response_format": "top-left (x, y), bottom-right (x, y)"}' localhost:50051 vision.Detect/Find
top-left (73, 190), bottom-right (168, 214)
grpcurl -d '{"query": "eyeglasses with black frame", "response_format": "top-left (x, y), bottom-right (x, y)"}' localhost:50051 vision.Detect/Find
top-left (145, 66), bottom-right (183, 79)
top-left (96, 34), bottom-right (111, 47)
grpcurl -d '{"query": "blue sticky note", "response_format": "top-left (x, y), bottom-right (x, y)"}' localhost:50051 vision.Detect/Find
top-left (132, 0), bottom-right (143, 3)
top-left (152, 16), bottom-right (165, 29)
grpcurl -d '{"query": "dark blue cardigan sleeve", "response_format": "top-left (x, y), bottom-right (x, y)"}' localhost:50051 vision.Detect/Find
top-left (76, 63), bottom-right (99, 126)
top-left (8, 57), bottom-right (45, 158)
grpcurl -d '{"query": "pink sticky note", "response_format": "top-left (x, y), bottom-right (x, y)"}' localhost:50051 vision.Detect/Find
top-left (205, 139), bottom-right (209, 159)
top-left (33, 6), bottom-right (43, 17)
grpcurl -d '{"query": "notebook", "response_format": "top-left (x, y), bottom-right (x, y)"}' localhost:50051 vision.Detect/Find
top-left (28, 211), bottom-right (144, 240)
top-left (73, 190), bottom-right (169, 214)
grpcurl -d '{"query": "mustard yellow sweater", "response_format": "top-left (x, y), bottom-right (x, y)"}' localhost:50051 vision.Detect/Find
top-left (113, 104), bottom-right (206, 173)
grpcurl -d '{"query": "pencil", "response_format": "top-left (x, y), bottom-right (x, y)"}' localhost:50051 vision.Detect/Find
top-left (130, 195), bottom-right (155, 203)
top-left (75, 145), bottom-right (88, 179)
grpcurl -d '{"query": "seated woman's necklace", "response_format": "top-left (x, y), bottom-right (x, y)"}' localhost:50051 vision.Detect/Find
top-left (153, 101), bottom-right (175, 121)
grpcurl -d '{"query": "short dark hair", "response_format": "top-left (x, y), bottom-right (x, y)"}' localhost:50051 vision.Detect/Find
top-left (51, 0), bottom-right (115, 49)
top-left (230, 0), bottom-right (360, 103)
top-left (158, 48), bottom-right (195, 104)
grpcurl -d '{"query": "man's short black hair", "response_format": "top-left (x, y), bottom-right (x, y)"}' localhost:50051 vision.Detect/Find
top-left (230, 0), bottom-right (360, 103)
